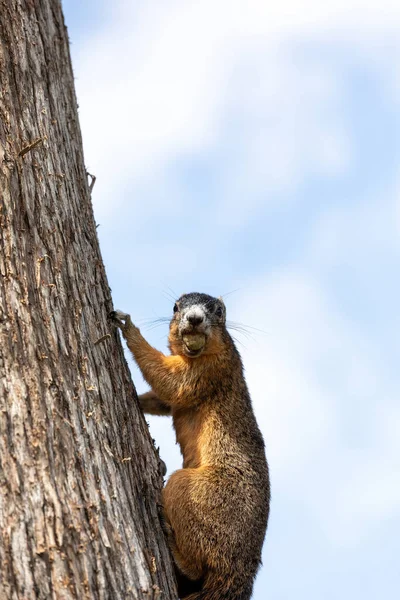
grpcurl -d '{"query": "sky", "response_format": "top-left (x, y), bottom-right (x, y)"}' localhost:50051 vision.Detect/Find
top-left (62, 1), bottom-right (400, 598)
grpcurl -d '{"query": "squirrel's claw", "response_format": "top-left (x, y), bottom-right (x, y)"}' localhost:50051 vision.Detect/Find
top-left (109, 310), bottom-right (131, 329)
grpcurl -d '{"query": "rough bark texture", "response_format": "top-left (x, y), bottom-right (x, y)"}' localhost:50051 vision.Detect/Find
top-left (0, 1), bottom-right (177, 598)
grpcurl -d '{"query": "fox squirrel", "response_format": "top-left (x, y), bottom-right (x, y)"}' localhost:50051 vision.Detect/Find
top-left (110, 292), bottom-right (270, 600)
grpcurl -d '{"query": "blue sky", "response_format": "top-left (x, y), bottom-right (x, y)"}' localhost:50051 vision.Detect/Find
top-left (63, 1), bottom-right (400, 598)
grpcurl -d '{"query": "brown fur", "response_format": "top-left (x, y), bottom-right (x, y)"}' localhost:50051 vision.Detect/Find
top-left (111, 294), bottom-right (270, 600)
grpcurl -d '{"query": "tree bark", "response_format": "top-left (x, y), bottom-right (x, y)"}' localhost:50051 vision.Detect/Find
top-left (0, 1), bottom-right (177, 598)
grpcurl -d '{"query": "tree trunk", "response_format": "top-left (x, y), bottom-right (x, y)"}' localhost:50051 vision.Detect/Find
top-left (0, 2), bottom-right (177, 598)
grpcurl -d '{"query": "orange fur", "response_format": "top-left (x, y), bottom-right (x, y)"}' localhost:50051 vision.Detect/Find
top-left (111, 295), bottom-right (270, 600)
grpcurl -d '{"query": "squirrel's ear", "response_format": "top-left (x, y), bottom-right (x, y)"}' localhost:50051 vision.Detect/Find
top-left (218, 296), bottom-right (226, 308)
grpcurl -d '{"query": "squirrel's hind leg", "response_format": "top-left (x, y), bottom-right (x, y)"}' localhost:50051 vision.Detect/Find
top-left (162, 469), bottom-right (205, 582)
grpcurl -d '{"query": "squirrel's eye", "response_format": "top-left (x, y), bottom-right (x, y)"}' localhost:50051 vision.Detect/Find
top-left (173, 303), bottom-right (179, 314)
top-left (215, 306), bottom-right (223, 318)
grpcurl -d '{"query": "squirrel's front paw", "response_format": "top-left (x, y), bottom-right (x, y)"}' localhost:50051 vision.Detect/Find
top-left (109, 310), bottom-right (132, 330)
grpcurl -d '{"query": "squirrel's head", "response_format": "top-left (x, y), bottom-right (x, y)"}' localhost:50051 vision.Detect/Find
top-left (168, 292), bottom-right (227, 358)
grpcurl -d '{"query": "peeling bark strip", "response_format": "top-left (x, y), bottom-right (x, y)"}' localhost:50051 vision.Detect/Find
top-left (0, 1), bottom-right (177, 598)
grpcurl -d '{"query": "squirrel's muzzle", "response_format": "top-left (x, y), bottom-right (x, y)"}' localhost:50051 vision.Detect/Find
top-left (176, 304), bottom-right (211, 357)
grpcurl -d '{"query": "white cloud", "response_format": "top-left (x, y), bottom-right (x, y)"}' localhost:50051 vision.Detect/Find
top-left (306, 185), bottom-right (400, 272)
top-left (213, 55), bottom-right (352, 226)
top-left (71, 0), bottom-right (399, 222)
top-left (228, 262), bottom-right (399, 545)
top-left (233, 274), bottom-right (335, 471)
top-left (395, 173), bottom-right (400, 237)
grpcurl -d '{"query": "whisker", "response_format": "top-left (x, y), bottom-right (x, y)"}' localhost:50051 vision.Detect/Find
top-left (225, 322), bottom-right (259, 342)
top-left (207, 318), bottom-right (255, 342)
top-left (227, 327), bottom-right (255, 342)
top-left (137, 316), bottom-right (168, 324)
top-left (144, 324), bottom-right (165, 332)
top-left (165, 284), bottom-right (178, 298)
top-left (226, 324), bottom-right (253, 336)
top-left (221, 288), bottom-right (242, 300)
top-left (227, 320), bottom-right (269, 335)
top-left (144, 321), bottom-right (171, 332)
top-left (162, 290), bottom-right (176, 304)
top-left (141, 321), bottom-right (169, 328)
top-left (161, 283), bottom-right (179, 304)
top-left (230, 334), bottom-right (247, 351)
top-left (149, 317), bottom-right (171, 323)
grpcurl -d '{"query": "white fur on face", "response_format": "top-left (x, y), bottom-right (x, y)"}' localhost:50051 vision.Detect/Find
top-left (180, 304), bottom-right (211, 334)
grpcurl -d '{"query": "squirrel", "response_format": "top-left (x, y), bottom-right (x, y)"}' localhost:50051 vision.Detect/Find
top-left (110, 292), bottom-right (270, 600)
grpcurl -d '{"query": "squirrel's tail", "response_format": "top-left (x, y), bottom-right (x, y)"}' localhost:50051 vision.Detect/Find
top-left (183, 574), bottom-right (253, 600)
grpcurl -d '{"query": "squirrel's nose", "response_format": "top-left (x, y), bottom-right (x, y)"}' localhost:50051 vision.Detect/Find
top-left (187, 314), bottom-right (204, 326)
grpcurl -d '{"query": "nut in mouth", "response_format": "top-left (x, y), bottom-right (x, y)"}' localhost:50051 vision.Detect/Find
top-left (182, 333), bottom-right (206, 356)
